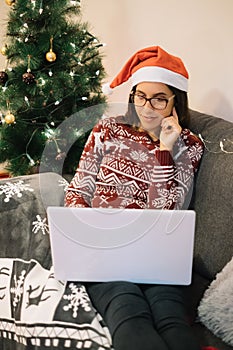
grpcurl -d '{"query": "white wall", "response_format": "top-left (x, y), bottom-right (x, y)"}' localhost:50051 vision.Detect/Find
top-left (80, 0), bottom-right (233, 122)
top-left (1, 1), bottom-right (233, 122)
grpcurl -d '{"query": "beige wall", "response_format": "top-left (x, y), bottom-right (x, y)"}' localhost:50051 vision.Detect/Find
top-left (81, 0), bottom-right (233, 122)
top-left (1, 1), bottom-right (233, 122)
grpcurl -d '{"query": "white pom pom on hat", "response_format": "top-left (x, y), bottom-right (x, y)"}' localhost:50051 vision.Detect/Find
top-left (102, 82), bottom-right (113, 95)
top-left (102, 46), bottom-right (189, 95)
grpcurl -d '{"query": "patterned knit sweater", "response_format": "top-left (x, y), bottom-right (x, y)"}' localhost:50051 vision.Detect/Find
top-left (65, 116), bottom-right (204, 209)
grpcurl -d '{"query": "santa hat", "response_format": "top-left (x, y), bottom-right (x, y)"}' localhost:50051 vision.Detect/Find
top-left (102, 46), bottom-right (189, 95)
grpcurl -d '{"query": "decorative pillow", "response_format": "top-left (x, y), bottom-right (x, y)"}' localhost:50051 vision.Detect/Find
top-left (0, 173), bottom-right (113, 349)
top-left (198, 256), bottom-right (233, 346)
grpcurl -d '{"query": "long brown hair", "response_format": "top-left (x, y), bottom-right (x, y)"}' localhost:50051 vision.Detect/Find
top-left (125, 85), bottom-right (190, 129)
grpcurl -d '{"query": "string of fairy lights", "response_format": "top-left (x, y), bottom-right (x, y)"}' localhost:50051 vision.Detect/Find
top-left (1, 0), bottom-right (232, 161)
top-left (198, 134), bottom-right (233, 155)
top-left (4, 0), bottom-right (80, 9)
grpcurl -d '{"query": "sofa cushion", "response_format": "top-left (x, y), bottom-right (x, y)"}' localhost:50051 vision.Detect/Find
top-left (198, 257), bottom-right (233, 347)
top-left (0, 172), bottom-right (113, 349)
top-left (188, 110), bottom-right (233, 279)
top-left (0, 173), bottom-right (66, 268)
top-left (182, 272), bottom-right (233, 350)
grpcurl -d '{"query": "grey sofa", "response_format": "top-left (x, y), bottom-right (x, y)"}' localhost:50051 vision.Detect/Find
top-left (0, 109), bottom-right (232, 349)
top-left (185, 110), bottom-right (233, 349)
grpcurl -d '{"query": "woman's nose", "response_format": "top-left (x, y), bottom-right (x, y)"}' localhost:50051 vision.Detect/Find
top-left (144, 100), bottom-right (154, 110)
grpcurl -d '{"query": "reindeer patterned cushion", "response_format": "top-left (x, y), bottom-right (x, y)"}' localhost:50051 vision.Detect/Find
top-left (0, 173), bottom-right (112, 350)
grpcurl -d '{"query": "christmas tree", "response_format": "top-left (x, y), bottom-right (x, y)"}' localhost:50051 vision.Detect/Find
top-left (0, 0), bottom-right (106, 176)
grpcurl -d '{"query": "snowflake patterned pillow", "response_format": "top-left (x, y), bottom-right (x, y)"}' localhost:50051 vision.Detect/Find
top-left (0, 173), bottom-right (67, 269)
top-left (0, 173), bottom-right (113, 349)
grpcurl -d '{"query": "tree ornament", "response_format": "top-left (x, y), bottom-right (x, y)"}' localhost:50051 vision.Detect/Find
top-left (22, 55), bottom-right (35, 85)
top-left (46, 37), bottom-right (57, 62)
top-left (0, 71), bottom-right (8, 85)
top-left (46, 50), bottom-right (56, 62)
top-left (5, 0), bottom-right (15, 6)
top-left (4, 112), bottom-right (15, 124)
top-left (1, 45), bottom-right (7, 56)
top-left (22, 72), bottom-right (35, 84)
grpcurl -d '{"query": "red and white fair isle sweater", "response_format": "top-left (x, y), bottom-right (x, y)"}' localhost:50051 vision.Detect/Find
top-left (65, 116), bottom-right (204, 210)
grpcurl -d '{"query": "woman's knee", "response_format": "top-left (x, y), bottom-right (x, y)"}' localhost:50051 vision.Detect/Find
top-left (87, 281), bottom-right (144, 303)
top-left (87, 281), bottom-right (148, 317)
top-left (143, 284), bottom-right (184, 304)
top-left (87, 282), bottom-right (152, 336)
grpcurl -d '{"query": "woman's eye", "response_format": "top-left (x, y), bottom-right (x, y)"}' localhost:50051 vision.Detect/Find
top-left (154, 98), bottom-right (166, 102)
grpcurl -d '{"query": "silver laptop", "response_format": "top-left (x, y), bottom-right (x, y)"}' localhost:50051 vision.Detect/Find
top-left (47, 207), bottom-right (196, 285)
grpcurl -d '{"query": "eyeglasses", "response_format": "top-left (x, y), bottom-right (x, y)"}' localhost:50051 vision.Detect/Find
top-left (131, 92), bottom-right (175, 110)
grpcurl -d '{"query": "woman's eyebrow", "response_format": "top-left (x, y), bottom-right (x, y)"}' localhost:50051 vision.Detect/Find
top-left (135, 89), bottom-right (168, 97)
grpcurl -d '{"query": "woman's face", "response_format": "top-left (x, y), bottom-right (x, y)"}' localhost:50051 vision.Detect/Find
top-left (133, 82), bottom-right (175, 136)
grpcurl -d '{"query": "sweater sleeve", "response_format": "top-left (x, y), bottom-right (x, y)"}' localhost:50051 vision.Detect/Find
top-left (64, 120), bottom-right (104, 207)
top-left (148, 129), bottom-right (204, 209)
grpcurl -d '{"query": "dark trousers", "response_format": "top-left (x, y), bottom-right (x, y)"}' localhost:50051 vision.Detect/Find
top-left (86, 281), bottom-right (201, 350)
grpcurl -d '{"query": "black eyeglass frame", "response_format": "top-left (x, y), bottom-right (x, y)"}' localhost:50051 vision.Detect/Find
top-left (131, 92), bottom-right (175, 110)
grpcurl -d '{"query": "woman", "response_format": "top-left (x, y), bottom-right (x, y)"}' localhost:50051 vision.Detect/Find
top-left (65, 46), bottom-right (204, 350)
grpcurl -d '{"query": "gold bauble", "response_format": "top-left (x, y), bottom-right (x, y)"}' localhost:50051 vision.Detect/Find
top-left (4, 113), bottom-right (15, 124)
top-left (1, 45), bottom-right (7, 56)
top-left (46, 50), bottom-right (56, 62)
top-left (5, 0), bottom-right (15, 6)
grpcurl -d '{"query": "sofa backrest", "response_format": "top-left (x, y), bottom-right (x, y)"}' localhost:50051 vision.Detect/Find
top-left (188, 110), bottom-right (233, 280)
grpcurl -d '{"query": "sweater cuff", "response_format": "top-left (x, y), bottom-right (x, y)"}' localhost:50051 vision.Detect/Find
top-left (155, 150), bottom-right (174, 166)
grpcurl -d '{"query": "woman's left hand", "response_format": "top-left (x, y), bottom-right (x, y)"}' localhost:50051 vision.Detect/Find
top-left (159, 107), bottom-right (182, 151)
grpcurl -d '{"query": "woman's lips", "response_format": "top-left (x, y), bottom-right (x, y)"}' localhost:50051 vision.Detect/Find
top-left (142, 114), bottom-right (159, 121)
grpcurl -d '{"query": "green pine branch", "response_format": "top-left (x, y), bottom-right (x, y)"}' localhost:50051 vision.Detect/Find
top-left (0, 0), bottom-right (106, 176)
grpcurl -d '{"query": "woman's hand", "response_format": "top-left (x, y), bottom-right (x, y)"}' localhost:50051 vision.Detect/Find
top-left (159, 107), bottom-right (182, 151)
